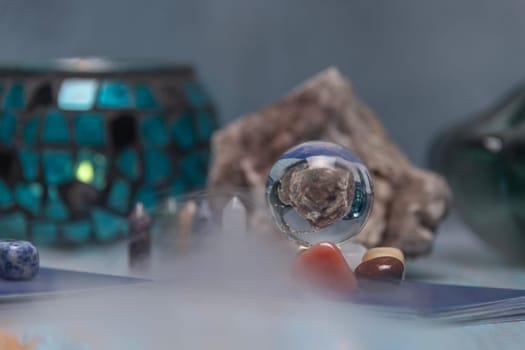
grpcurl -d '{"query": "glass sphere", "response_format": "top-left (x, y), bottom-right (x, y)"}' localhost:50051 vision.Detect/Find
top-left (266, 141), bottom-right (373, 247)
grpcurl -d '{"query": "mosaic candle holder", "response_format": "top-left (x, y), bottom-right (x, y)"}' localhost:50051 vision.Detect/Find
top-left (0, 58), bottom-right (218, 245)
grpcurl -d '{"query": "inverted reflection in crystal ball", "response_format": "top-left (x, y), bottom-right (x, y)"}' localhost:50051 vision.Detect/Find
top-left (266, 141), bottom-right (373, 247)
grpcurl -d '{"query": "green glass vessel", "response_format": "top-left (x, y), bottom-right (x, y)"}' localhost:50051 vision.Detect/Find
top-left (430, 84), bottom-right (525, 257)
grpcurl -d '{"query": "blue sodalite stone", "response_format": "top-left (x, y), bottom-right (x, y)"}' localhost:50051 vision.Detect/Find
top-left (15, 183), bottom-right (42, 215)
top-left (75, 113), bottom-right (105, 146)
top-left (92, 208), bottom-right (127, 241)
top-left (3, 82), bottom-right (25, 109)
top-left (134, 186), bottom-right (156, 211)
top-left (43, 150), bottom-right (73, 185)
top-left (0, 179), bottom-right (13, 208)
top-left (19, 149), bottom-right (39, 181)
top-left (107, 179), bottom-right (130, 213)
top-left (141, 115), bottom-right (169, 146)
top-left (184, 82), bottom-right (208, 108)
top-left (97, 81), bottom-right (132, 108)
top-left (44, 187), bottom-right (68, 220)
top-left (116, 148), bottom-right (140, 180)
top-left (62, 221), bottom-right (91, 243)
top-left (172, 113), bottom-right (195, 150)
top-left (135, 84), bottom-right (159, 109)
top-left (58, 78), bottom-right (98, 111)
top-left (0, 213), bottom-right (26, 239)
top-left (31, 222), bottom-right (58, 245)
top-left (75, 150), bottom-right (108, 190)
top-left (23, 116), bottom-right (40, 146)
top-left (0, 112), bottom-right (16, 146)
top-left (42, 111), bottom-right (70, 144)
top-left (196, 111), bottom-right (214, 141)
top-left (0, 240), bottom-right (39, 280)
top-left (144, 148), bottom-right (171, 184)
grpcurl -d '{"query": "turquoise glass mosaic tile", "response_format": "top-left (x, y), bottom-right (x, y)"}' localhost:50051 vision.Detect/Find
top-left (116, 148), bottom-right (140, 180)
top-left (43, 150), bottom-right (73, 185)
top-left (184, 82), bottom-right (208, 109)
top-left (135, 84), bottom-right (159, 109)
top-left (0, 112), bottom-right (16, 146)
top-left (15, 183), bottom-right (42, 215)
top-left (31, 222), bottom-right (58, 245)
top-left (141, 115), bottom-right (169, 146)
top-left (197, 111), bottom-right (214, 141)
top-left (22, 116), bottom-right (40, 146)
top-left (171, 113), bottom-right (195, 150)
top-left (19, 149), bottom-right (39, 181)
top-left (107, 178), bottom-right (131, 214)
top-left (92, 208), bottom-right (127, 241)
top-left (62, 221), bottom-right (91, 243)
top-left (0, 212), bottom-right (26, 239)
top-left (75, 113), bottom-right (105, 146)
top-left (144, 148), bottom-right (171, 184)
top-left (98, 81), bottom-right (132, 108)
top-left (3, 82), bottom-right (25, 109)
top-left (180, 153), bottom-right (206, 187)
top-left (42, 111), bottom-right (70, 144)
top-left (58, 78), bottom-right (98, 111)
top-left (171, 179), bottom-right (186, 197)
top-left (44, 187), bottom-right (68, 220)
top-left (135, 186), bottom-right (156, 211)
top-left (0, 179), bottom-right (13, 208)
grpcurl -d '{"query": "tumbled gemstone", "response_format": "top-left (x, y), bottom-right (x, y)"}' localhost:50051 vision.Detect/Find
top-left (44, 187), bottom-right (68, 220)
top-left (18, 149), bottom-right (39, 181)
top-left (294, 242), bottom-right (358, 296)
top-left (92, 208), bottom-right (127, 241)
top-left (0, 179), bottom-right (13, 208)
top-left (135, 84), bottom-right (159, 109)
top-left (184, 82), bottom-right (208, 108)
top-left (116, 148), bottom-right (140, 180)
top-left (0, 240), bottom-right (39, 280)
top-left (42, 111), bottom-right (70, 144)
top-left (22, 116), bottom-right (40, 146)
top-left (355, 256), bottom-right (404, 281)
top-left (0, 112), bottom-right (16, 146)
top-left (144, 148), bottom-right (171, 184)
top-left (107, 178), bottom-right (131, 214)
top-left (98, 81), bottom-right (132, 108)
top-left (171, 113), bottom-right (196, 150)
top-left (75, 149), bottom-right (108, 190)
top-left (75, 113), bottom-right (106, 146)
top-left (62, 221), bottom-right (92, 243)
top-left (58, 78), bottom-right (98, 111)
top-left (15, 183), bottom-right (42, 215)
top-left (3, 82), bottom-right (25, 109)
top-left (0, 212), bottom-right (26, 239)
top-left (31, 222), bottom-right (58, 245)
top-left (42, 150), bottom-right (73, 185)
top-left (141, 114), bottom-right (169, 146)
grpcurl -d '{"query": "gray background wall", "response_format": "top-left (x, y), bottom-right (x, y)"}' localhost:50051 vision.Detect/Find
top-left (1, 0), bottom-right (524, 165)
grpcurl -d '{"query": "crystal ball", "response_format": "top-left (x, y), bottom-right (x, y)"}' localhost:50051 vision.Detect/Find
top-left (266, 141), bottom-right (373, 247)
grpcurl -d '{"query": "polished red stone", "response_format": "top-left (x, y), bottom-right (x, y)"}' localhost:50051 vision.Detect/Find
top-left (293, 242), bottom-right (358, 296)
top-left (354, 256), bottom-right (404, 281)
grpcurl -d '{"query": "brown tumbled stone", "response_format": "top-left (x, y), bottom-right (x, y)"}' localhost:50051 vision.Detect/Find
top-left (362, 247), bottom-right (405, 265)
top-left (355, 256), bottom-right (404, 281)
top-left (294, 242), bottom-right (358, 295)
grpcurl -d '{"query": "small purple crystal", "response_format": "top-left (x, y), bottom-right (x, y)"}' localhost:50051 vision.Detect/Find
top-left (128, 202), bottom-right (152, 268)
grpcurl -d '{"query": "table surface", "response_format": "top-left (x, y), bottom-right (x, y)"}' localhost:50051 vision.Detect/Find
top-left (37, 215), bottom-right (525, 350)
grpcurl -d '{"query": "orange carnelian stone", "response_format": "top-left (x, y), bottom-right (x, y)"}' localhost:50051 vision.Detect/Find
top-left (294, 242), bottom-right (358, 296)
